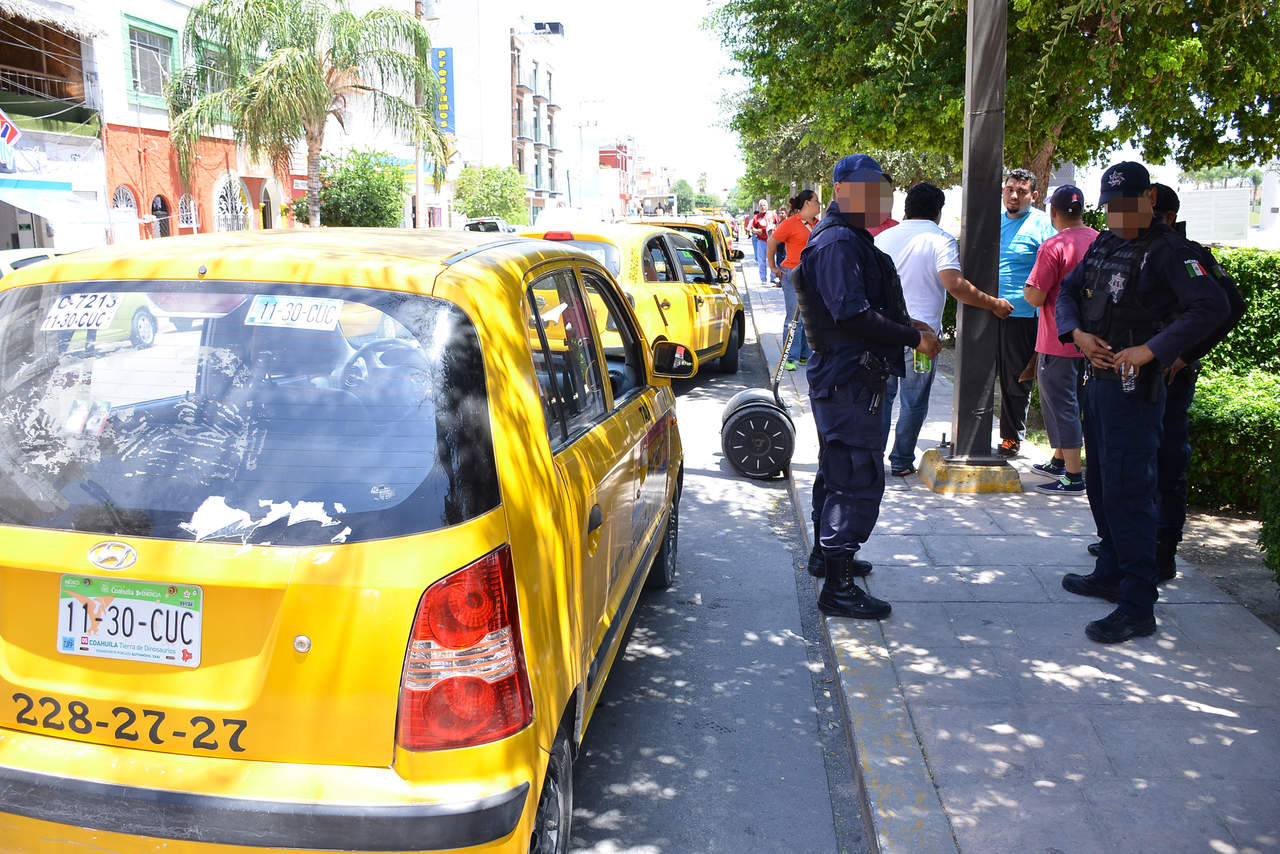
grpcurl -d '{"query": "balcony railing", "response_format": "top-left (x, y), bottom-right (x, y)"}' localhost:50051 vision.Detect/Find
top-left (516, 121), bottom-right (532, 140)
top-left (0, 64), bottom-right (84, 102)
top-left (532, 124), bottom-right (546, 146)
top-left (547, 130), bottom-right (560, 151)
top-left (515, 69), bottom-right (533, 92)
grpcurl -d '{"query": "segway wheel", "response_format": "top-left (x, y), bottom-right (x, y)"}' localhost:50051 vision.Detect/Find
top-left (721, 405), bottom-right (795, 479)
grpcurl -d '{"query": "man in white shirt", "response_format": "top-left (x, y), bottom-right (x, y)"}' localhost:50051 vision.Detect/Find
top-left (875, 183), bottom-right (1014, 475)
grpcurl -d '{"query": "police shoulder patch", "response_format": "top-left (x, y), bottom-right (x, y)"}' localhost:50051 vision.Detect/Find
top-left (1184, 259), bottom-right (1207, 277)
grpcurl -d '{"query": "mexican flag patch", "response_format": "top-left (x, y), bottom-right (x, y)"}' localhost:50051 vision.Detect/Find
top-left (1185, 259), bottom-right (1207, 277)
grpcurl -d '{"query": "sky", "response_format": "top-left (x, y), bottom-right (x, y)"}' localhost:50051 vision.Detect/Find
top-left (533, 0), bottom-right (745, 196)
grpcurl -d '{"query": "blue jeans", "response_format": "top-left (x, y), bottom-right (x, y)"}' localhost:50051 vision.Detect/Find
top-left (780, 268), bottom-right (811, 361)
top-left (880, 350), bottom-right (936, 471)
top-left (752, 236), bottom-right (771, 283)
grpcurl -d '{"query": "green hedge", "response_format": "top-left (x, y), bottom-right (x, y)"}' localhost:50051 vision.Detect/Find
top-left (1204, 248), bottom-right (1280, 374)
top-left (1186, 368), bottom-right (1280, 508)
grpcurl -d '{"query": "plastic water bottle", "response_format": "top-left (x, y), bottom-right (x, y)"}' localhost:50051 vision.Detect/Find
top-left (913, 350), bottom-right (932, 373)
top-left (1121, 363), bottom-right (1137, 394)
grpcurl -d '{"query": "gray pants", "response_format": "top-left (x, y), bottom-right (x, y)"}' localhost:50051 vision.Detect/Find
top-left (1037, 353), bottom-right (1084, 450)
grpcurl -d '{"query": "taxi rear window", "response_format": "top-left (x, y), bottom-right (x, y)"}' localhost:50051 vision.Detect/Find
top-left (0, 282), bottom-right (499, 545)
top-left (563, 240), bottom-right (620, 275)
top-left (668, 227), bottom-right (715, 260)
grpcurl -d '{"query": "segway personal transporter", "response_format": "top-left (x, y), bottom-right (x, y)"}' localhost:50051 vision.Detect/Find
top-left (720, 307), bottom-right (799, 479)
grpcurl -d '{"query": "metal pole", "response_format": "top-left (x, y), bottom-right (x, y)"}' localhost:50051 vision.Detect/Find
top-left (949, 0), bottom-right (1007, 462)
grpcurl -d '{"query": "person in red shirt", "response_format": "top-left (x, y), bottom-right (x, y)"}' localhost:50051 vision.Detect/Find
top-left (767, 189), bottom-right (822, 368)
top-left (1023, 184), bottom-right (1098, 493)
top-left (748, 199), bottom-right (779, 284)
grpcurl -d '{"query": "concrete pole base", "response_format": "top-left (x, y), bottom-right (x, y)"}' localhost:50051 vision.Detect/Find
top-left (918, 448), bottom-right (1023, 494)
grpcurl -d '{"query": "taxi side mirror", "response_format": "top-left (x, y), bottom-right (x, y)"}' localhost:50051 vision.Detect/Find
top-left (731, 249), bottom-right (745, 261)
top-left (652, 340), bottom-right (698, 379)
top-left (715, 268), bottom-right (733, 285)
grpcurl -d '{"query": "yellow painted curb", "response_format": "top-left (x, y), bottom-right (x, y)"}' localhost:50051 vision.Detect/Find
top-left (918, 448), bottom-right (1023, 494)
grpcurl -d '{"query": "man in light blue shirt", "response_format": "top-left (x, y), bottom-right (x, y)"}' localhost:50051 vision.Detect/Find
top-left (995, 168), bottom-right (1056, 457)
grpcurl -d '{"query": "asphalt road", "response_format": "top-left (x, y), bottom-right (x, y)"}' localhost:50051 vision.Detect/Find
top-left (568, 330), bottom-right (870, 854)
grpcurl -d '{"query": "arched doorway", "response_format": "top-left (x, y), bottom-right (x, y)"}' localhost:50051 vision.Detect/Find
top-left (214, 176), bottom-right (250, 232)
top-left (151, 195), bottom-right (171, 238)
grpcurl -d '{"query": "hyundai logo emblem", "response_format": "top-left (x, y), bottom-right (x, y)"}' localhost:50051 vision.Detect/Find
top-left (88, 542), bottom-right (137, 571)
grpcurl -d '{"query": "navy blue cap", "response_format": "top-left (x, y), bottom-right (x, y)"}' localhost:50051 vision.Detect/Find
top-left (1098, 161), bottom-right (1151, 205)
top-left (1152, 183), bottom-right (1180, 214)
top-left (833, 154), bottom-right (886, 183)
top-left (1049, 184), bottom-right (1085, 215)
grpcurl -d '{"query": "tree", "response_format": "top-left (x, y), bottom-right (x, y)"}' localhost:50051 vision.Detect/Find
top-left (711, 0), bottom-right (1280, 194)
top-left (673, 179), bottom-right (695, 214)
top-left (291, 149), bottom-right (405, 227)
top-left (453, 165), bottom-right (528, 224)
top-left (168, 0), bottom-right (447, 228)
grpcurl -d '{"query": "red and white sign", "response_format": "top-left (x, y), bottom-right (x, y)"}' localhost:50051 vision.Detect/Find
top-left (0, 107), bottom-right (20, 171)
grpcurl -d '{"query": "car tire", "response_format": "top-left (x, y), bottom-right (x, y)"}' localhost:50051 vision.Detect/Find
top-left (130, 309), bottom-right (157, 348)
top-left (529, 729), bottom-right (573, 854)
top-left (721, 404), bottom-right (795, 479)
top-left (645, 492), bottom-right (679, 590)
top-left (718, 314), bottom-right (742, 374)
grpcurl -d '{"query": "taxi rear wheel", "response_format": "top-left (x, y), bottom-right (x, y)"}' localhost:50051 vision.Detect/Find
top-left (645, 494), bottom-right (679, 590)
top-left (718, 315), bottom-right (742, 373)
top-left (530, 730), bottom-right (573, 854)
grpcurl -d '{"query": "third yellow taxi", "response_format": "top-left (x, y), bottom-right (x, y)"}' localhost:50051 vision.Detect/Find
top-left (521, 222), bottom-right (745, 374)
top-left (0, 227), bottom-right (695, 853)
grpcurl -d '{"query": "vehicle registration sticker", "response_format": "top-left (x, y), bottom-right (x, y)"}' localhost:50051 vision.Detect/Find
top-left (40, 293), bottom-right (122, 332)
top-left (244, 295), bottom-right (342, 330)
top-left (57, 576), bottom-right (202, 668)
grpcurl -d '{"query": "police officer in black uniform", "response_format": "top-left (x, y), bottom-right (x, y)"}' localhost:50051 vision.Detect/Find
top-left (1056, 162), bottom-right (1229, 643)
top-left (1149, 184), bottom-right (1245, 579)
top-left (796, 154), bottom-right (941, 620)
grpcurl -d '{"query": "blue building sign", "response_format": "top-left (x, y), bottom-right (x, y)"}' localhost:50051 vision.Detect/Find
top-left (435, 48), bottom-right (454, 136)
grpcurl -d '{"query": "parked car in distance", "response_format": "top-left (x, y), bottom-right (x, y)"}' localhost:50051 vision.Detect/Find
top-left (0, 247), bottom-right (57, 278)
top-left (522, 222), bottom-right (745, 374)
top-left (0, 227), bottom-right (697, 853)
top-left (463, 216), bottom-right (518, 233)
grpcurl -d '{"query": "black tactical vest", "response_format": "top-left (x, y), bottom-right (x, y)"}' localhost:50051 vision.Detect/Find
top-left (1081, 225), bottom-right (1172, 348)
top-left (794, 216), bottom-right (911, 352)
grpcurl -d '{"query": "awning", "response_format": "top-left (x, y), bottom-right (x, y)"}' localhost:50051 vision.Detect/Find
top-left (0, 182), bottom-right (123, 226)
top-left (0, 0), bottom-right (107, 40)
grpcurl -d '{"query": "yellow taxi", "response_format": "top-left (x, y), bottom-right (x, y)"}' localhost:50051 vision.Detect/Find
top-left (521, 222), bottom-right (745, 374)
top-left (629, 215), bottom-right (744, 283)
top-left (0, 228), bottom-right (696, 853)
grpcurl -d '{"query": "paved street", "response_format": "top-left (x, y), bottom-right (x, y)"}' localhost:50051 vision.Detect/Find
top-left (570, 288), bottom-right (870, 853)
top-left (745, 252), bottom-right (1280, 854)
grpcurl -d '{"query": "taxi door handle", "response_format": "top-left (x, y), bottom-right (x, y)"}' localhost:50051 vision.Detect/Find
top-left (587, 504), bottom-right (604, 534)
top-left (694, 295), bottom-right (704, 309)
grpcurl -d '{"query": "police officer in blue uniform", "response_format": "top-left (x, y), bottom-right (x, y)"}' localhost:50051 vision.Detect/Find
top-left (1149, 184), bottom-right (1245, 580)
top-left (796, 154), bottom-right (941, 619)
top-left (1056, 162), bottom-right (1230, 643)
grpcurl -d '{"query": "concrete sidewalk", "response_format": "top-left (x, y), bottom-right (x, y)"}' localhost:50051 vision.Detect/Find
top-left (739, 265), bottom-right (1280, 854)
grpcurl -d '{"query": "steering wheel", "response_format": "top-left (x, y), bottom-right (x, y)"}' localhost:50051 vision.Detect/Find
top-left (340, 339), bottom-right (432, 421)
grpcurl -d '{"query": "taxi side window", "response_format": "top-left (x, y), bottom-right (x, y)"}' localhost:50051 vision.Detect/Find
top-left (526, 268), bottom-right (607, 446)
top-left (673, 241), bottom-right (714, 284)
top-left (644, 239), bottom-right (677, 283)
top-left (579, 268), bottom-right (644, 406)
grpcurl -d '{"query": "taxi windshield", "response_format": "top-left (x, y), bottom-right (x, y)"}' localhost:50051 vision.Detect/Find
top-left (0, 282), bottom-right (499, 545)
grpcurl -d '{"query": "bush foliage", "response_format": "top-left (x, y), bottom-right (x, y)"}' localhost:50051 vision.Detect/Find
top-left (292, 150), bottom-right (406, 228)
top-left (1202, 248), bottom-right (1280, 374)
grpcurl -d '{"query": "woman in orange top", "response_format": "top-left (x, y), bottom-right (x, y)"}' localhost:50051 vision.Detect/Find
top-left (767, 189), bottom-right (821, 368)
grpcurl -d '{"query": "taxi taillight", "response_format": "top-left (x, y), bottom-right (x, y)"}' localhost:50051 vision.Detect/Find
top-left (395, 545), bottom-right (533, 751)
top-left (542, 230), bottom-right (574, 241)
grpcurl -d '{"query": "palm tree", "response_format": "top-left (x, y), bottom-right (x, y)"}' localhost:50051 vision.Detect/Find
top-left (167, 0), bottom-right (447, 227)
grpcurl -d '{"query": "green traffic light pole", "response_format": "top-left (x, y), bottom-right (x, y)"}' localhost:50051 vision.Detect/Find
top-left (948, 0), bottom-right (1009, 464)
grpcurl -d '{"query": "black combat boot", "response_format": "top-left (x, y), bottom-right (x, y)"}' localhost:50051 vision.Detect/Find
top-left (1156, 538), bottom-right (1177, 583)
top-left (807, 547), bottom-right (873, 578)
top-left (817, 553), bottom-right (891, 619)
top-left (807, 532), bottom-right (872, 578)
